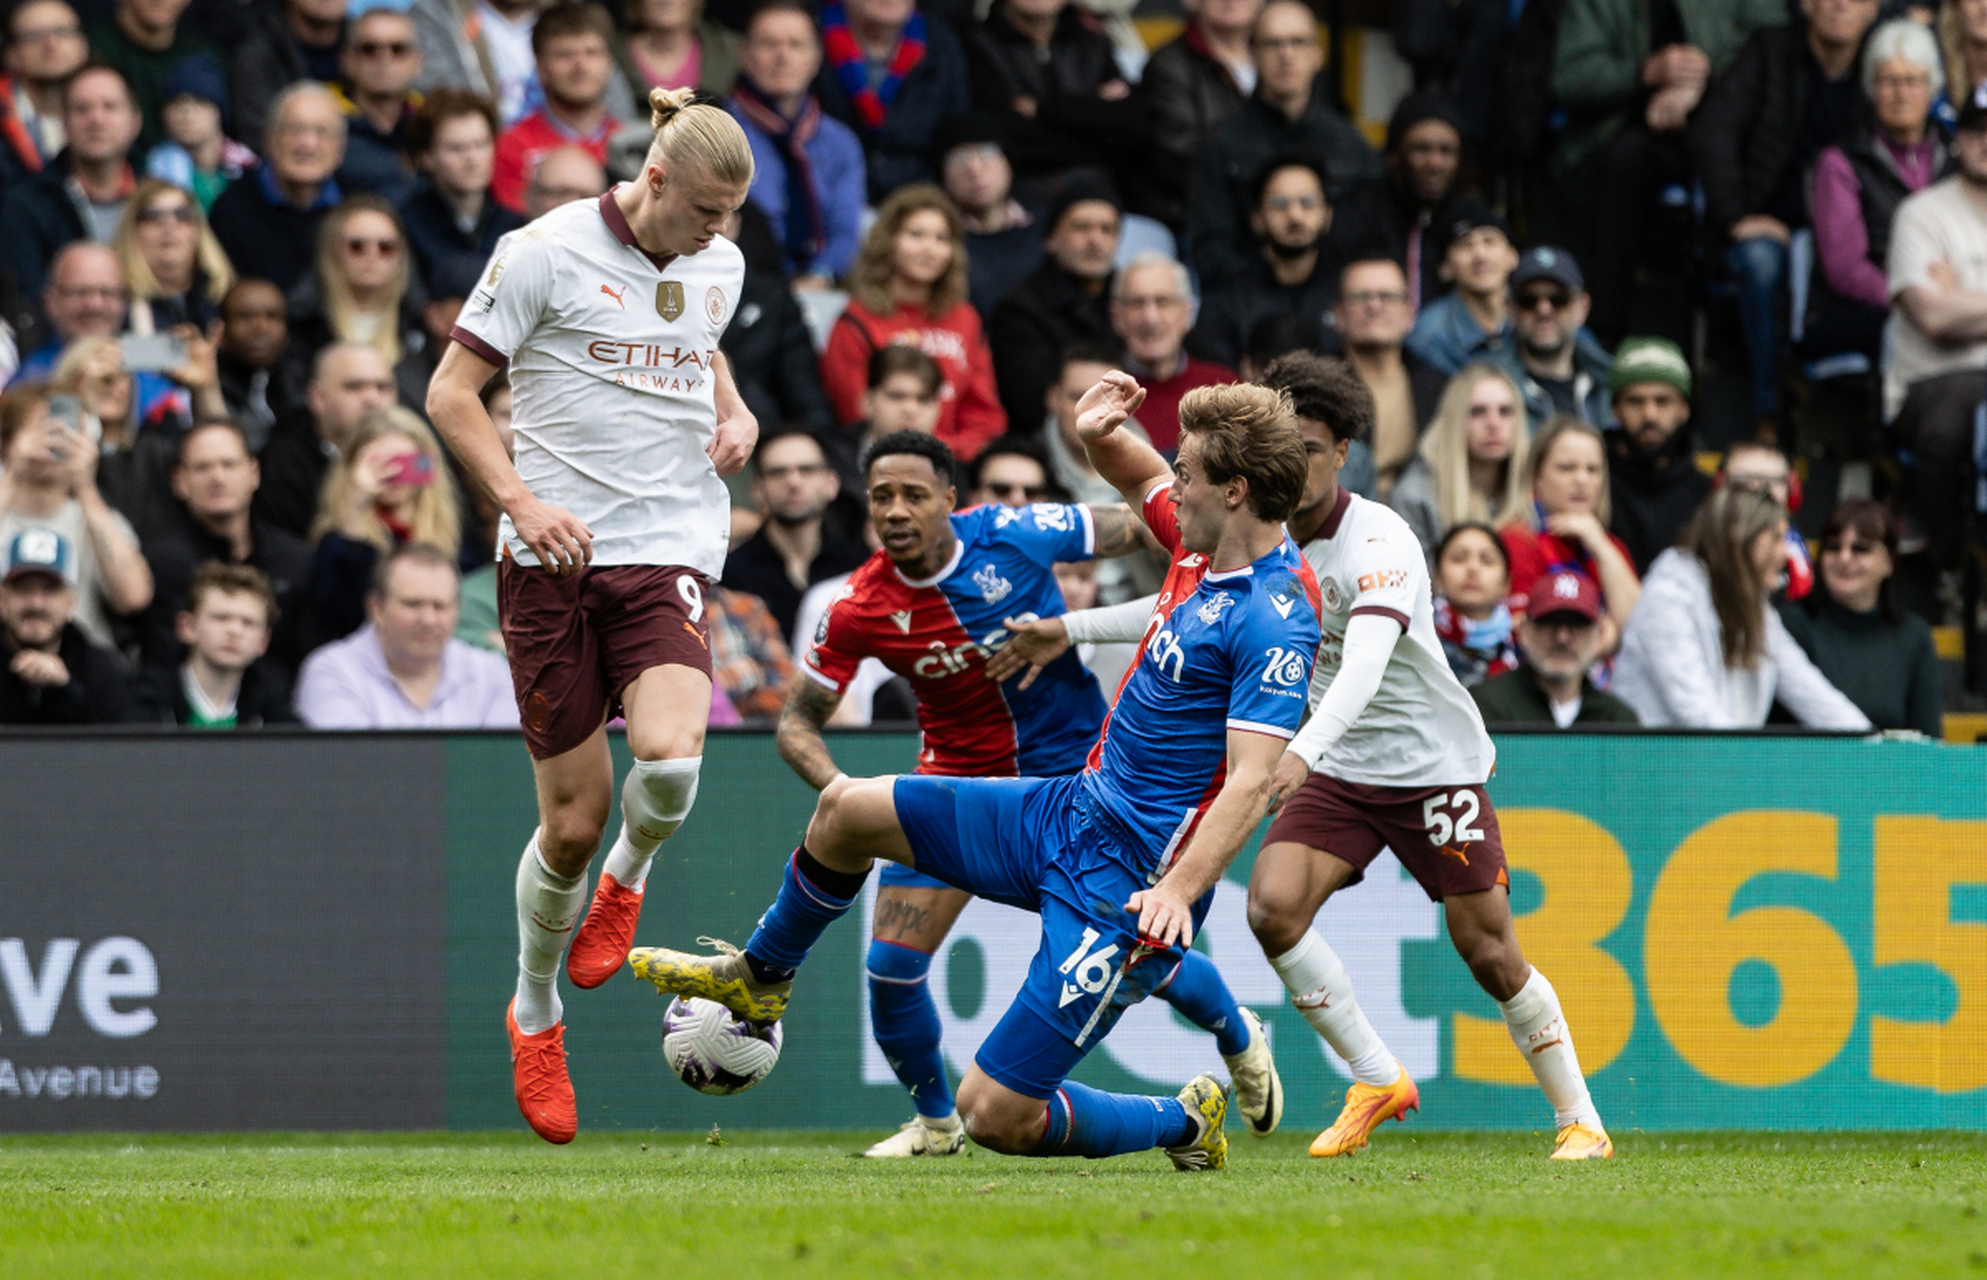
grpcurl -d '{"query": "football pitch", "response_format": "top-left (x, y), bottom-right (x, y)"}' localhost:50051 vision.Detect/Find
top-left (2, 1131), bottom-right (1983, 1279)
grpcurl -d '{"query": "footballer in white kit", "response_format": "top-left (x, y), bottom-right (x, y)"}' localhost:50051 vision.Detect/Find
top-left (426, 90), bottom-right (759, 1144)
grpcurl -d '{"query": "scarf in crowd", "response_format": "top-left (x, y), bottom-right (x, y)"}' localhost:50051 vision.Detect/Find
top-left (731, 77), bottom-right (827, 273)
top-left (821, 2), bottom-right (927, 131)
top-left (1433, 596), bottom-right (1519, 688)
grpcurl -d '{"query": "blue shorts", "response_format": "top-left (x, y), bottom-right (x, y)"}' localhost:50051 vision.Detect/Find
top-left (892, 774), bottom-right (1209, 1099)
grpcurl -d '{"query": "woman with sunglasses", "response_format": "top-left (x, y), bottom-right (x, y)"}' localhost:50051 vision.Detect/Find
top-left (112, 179), bottom-right (234, 333)
top-left (1779, 498), bottom-right (1942, 736)
top-left (284, 195), bottom-right (426, 409)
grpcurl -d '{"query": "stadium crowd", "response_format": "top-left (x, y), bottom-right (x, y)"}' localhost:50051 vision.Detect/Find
top-left (0, 0), bottom-right (1963, 738)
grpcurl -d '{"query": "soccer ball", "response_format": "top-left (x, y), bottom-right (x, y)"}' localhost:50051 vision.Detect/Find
top-left (661, 996), bottom-right (783, 1095)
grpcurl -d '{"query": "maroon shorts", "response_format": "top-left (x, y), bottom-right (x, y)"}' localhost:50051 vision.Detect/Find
top-left (1261, 774), bottom-right (1509, 902)
top-left (498, 558), bottom-right (713, 759)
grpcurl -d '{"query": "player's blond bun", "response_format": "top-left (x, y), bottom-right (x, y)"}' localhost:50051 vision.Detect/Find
top-left (645, 87), bottom-right (754, 188)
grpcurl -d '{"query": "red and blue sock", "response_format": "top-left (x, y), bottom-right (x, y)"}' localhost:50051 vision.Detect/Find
top-left (867, 939), bottom-right (955, 1119)
top-left (743, 848), bottom-right (866, 982)
top-left (1031, 1081), bottom-right (1197, 1158)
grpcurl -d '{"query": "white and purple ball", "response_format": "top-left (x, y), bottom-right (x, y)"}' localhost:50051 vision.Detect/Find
top-left (661, 996), bottom-right (783, 1095)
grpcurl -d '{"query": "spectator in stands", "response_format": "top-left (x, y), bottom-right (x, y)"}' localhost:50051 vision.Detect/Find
top-left (48, 334), bottom-right (207, 541)
top-left (987, 173), bottom-right (1118, 437)
top-left (722, 428), bottom-right (868, 639)
top-left (285, 196), bottom-right (427, 412)
top-left (1111, 252), bottom-right (1233, 453)
top-left (1330, 90), bottom-right (1465, 310)
top-left (1041, 341), bottom-right (1161, 603)
top-left (209, 83), bottom-right (348, 293)
top-left (86, 0), bottom-right (221, 157)
top-left (335, 7), bottom-right (426, 205)
top-left (129, 561), bottom-right (298, 727)
top-left (294, 540), bottom-right (517, 729)
top-left (1429, 521), bottom-right (1518, 688)
top-left (821, 342), bottom-right (941, 493)
top-left (965, 436), bottom-right (1051, 507)
top-left (9, 243), bottom-right (127, 385)
top-left (1405, 201), bottom-right (1516, 375)
top-left (1187, 0), bottom-right (1380, 283)
top-left (416, 0), bottom-right (646, 132)
top-left (615, 0), bottom-right (738, 100)
top-left (0, 1), bottom-right (89, 185)
top-left (817, 0), bottom-right (971, 201)
top-left (707, 583), bottom-right (796, 725)
top-left (1390, 363), bottom-right (1529, 566)
top-left (0, 65), bottom-right (143, 306)
top-left (0, 526), bottom-right (126, 724)
top-left (254, 341), bottom-right (397, 538)
top-left (112, 178), bottom-right (232, 333)
top-left (1605, 336), bottom-right (1709, 574)
top-left (520, 143), bottom-right (607, 218)
top-left (1615, 485), bottom-right (1869, 728)
top-left (963, 0), bottom-right (1139, 201)
top-left (141, 420), bottom-right (312, 672)
top-left (821, 184), bottom-right (1005, 461)
top-left (308, 406), bottom-right (462, 643)
top-left (0, 384), bottom-right (152, 646)
top-left (1335, 256), bottom-right (1444, 495)
top-left (233, 0), bottom-right (347, 151)
top-left (1190, 149), bottom-right (1340, 372)
top-left (1493, 246), bottom-right (1612, 428)
top-left (142, 56), bottom-right (254, 214)
top-left (1503, 415), bottom-right (1640, 645)
top-left (402, 91), bottom-right (525, 303)
top-left (1132, 0), bottom-right (1259, 232)
top-left (727, 2), bottom-right (864, 286)
top-left (1809, 21), bottom-right (1945, 369)
top-left (1940, 0), bottom-right (1987, 125)
top-left (216, 280), bottom-right (295, 451)
top-left (937, 113), bottom-right (1040, 315)
top-left (492, 3), bottom-right (626, 216)
top-left (1473, 570), bottom-right (1639, 726)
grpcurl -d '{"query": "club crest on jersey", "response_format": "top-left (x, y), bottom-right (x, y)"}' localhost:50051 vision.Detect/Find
top-left (973, 563), bottom-right (1012, 604)
top-left (1196, 591), bottom-right (1235, 624)
top-left (1319, 575), bottom-right (1345, 612)
top-left (706, 286), bottom-right (727, 324)
top-left (656, 280), bottom-right (685, 320)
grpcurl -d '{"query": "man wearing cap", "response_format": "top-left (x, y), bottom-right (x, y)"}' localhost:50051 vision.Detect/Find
top-left (1190, 148), bottom-right (1342, 371)
top-left (987, 173), bottom-right (1122, 433)
top-left (815, 0), bottom-right (971, 202)
top-left (1470, 572), bottom-right (1638, 727)
top-left (1330, 90), bottom-right (1466, 310)
top-left (142, 54), bottom-right (257, 212)
top-left (938, 113), bottom-right (1041, 315)
top-left (1493, 245), bottom-right (1613, 427)
top-left (0, 528), bottom-right (129, 726)
top-left (1404, 201), bottom-right (1518, 375)
top-left (1606, 335), bottom-right (1710, 574)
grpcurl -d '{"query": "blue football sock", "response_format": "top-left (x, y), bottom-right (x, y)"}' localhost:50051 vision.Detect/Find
top-left (744, 849), bottom-right (863, 977)
top-left (867, 939), bottom-right (955, 1119)
top-left (1032, 1081), bottom-right (1196, 1158)
top-left (1157, 949), bottom-right (1250, 1057)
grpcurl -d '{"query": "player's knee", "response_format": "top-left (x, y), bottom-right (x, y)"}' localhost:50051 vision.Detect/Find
top-left (539, 811), bottom-right (608, 869)
top-left (806, 775), bottom-right (860, 848)
top-left (957, 1098), bottom-right (1033, 1154)
top-left (1455, 930), bottom-right (1526, 1001)
top-left (622, 755), bottom-right (701, 842)
top-left (626, 721), bottom-right (705, 763)
top-left (1246, 891), bottom-right (1307, 957)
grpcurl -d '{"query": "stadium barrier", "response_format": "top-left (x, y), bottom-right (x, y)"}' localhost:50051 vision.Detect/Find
top-left (1, 730), bottom-right (1982, 1133)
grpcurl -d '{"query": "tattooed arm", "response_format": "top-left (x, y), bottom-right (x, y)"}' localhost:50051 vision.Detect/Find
top-left (1088, 502), bottom-right (1160, 559)
top-left (776, 675), bottom-right (849, 790)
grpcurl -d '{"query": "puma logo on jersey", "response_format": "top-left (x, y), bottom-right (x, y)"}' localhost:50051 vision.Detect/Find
top-left (890, 609), bottom-right (913, 633)
top-left (600, 283), bottom-right (628, 308)
top-left (1439, 843), bottom-right (1471, 865)
top-left (681, 621), bottom-right (708, 650)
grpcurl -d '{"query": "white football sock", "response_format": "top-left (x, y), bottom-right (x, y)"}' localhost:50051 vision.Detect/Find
top-left (514, 833), bottom-right (585, 1035)
top-left (1499, 966), bottom-right (1603, 1130)
top-left (600, 756), bottom-right (702, 892)
top-left (1269, 929), bottom-right (1399, 1086)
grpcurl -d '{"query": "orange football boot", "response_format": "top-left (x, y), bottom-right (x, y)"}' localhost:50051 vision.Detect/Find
top-left (1309, 1062), bottom-right (1419, 1157)
top-left (507, 1000), bottom-right (577, 1144)
top-left (566, 872), bottom-right (644, 989)
top-left (1551, 1122), bottom-right (1614, 1160)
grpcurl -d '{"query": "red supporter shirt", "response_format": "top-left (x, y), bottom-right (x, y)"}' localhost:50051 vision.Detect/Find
top-left (492, 109), bottom-right (620, 214)
top-left (1132, 356), bottom-right (1236, 453)
top-left (1500, 522), bottom-right (1637, 617)
top-left (819, 298), bottom-right (1007, 461)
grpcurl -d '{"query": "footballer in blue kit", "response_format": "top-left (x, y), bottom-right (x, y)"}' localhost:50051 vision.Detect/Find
top-left (633, 374), bottom-right (1320, 1171)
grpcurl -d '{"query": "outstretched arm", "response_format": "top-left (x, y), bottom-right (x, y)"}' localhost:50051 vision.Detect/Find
top-left (1075, 371), bottom-right (1172, 510)
top-left (983, 592), bottom-right (1160, 687)
top-left (776, 674), bottom-right (851, 790)
top-left (1125, 728), bottom-right (1285, 947)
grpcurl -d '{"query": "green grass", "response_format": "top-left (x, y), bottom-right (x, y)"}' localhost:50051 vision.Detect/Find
top-left (1, 1131), bottom-right (1983, 1279)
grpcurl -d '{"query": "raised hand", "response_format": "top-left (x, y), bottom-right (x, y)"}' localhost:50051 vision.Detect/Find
top-left (1072, 370), bottom-right (1146, 442)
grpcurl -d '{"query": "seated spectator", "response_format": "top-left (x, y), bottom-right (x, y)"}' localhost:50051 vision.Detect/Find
top-left (0, 526), bottom-right (126, 724)
top-left (48, 334), bottom-right (212, 541)
top-left (521, 143), bottom-right (608, 218)
top-left (722, 427), bottom-right (868, 640)
top-left (215, 280), bottom-right (295, 451)
top-left (0, 64), bottom-right (143, 305)
top-left (965, 436), bottom-right (1051, 507)
top-left (1492, 246), bottom-right (1611, 428)
top-left (938, 113), bottom-right (1041, 315)
top-left (0, 1), bottom-right (88, 187)
top-left (1472, 570), bottom-right (1638, 727)
top-left (821, 184), bottom-right (1005, 461)
top-left (1809, 21), bottom-right (1946, 368)
top-left (707, 582), bottom-right (795, 725)
top-left (294, 540), bottom-right (518, 729)
top-left (716, 203), bottom-right (834, 445)
top-left (986, 173), bottom-right (1119, 435)
top-left (1334, 257), bottom-right (1445, 495)
top-left (1404, 202), bottom-right (1517, 375)
top-left (1330, 90), bottom-right (1465, 309)
top-left (1130, 0), bottom-right (1259, 232)
top-left (1112, 252), bottom-right (1232, 452)
top-left (140, 420), bottom-right (313, 672)
top-left (112, 178), bottom-right (233, 333)
top-left (1423, 524), bottom-right (1516, 691)
top-left (335, 6), bottom-right (426, 205)
top-left (0, 385), bottom-right (152, 645)
top-left (817, 0), bottom-right (970, 201)
top-left (142, 54), bottom-right (255, 213)
top-left (728, 1), bottom-right (865, 286)
top-left (1190, 149), bottom-right (1340, 373)
top-left (209, 82), bottom-right (348, 293)
top-left (253, 341), bottom-right (398, 538)
top-left (1187, 0), bottom-right (1380, 283)
top-left (413, 0), bottom-right (642, 130)
top-left (233, 0), bottom-right (347, 150)
top-left (1615, 485), bottom-right (1870, 728)
top-left (1604, 336), bottom-right (1709, 574)
top-left (492, 4), bottom-right (626, 215)
top-left (1687, 0), bottom-right (1878, 435)
top-left (401, 91), bottom-right (526, 304)
top-left (9, 242), bottom-right (127, 386)
top-left (86, 0), bottom-right (221, 157)
top-left (1389, 362), bottom-right (1528, 566)
top-left (284, 196), bottom-right (428, 412)
top-left (128, 561), bottom-right (297, 727)
top-left (1779, 497), bottom-right (1941, 736)
top-left (307, 406), bottom-right (463, 643)
top-left (962, 0), bottom-right (1139, 203)
top-left (1040, 341), bottom-right (1160, 603)
top-left (823, 342), bottom-right (941, 491)
top-left (1502, 414), bottom-right (1640, 643)
top-left (615, 0), bottom-right (740, 100)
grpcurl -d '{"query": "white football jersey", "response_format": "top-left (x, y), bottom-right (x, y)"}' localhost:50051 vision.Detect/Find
top-left (1302, 489), bottom-right (1495, 787)
top-left (452, 190), bottom-right (745, 576)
